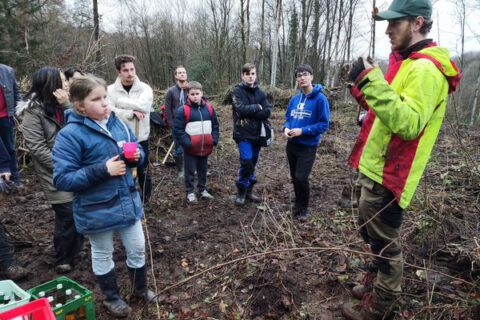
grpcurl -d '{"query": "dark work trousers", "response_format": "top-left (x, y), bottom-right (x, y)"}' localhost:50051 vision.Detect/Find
top-left (356, 173), bottom-right (404, 298)
top-left (0, 222), bottom-right (15, 269)
top-left (286, 142), bottom-right (317, 210)
top-left (236, 141), bottom-right (261, 189)
top-left (184, 153), bottom-right (208, 194)
top-left (0, 117), bottom-right (19, 182)
top-left (138, 140), bottom-right (152, 203)
top-left (52, 202), bottom-right (84, 266)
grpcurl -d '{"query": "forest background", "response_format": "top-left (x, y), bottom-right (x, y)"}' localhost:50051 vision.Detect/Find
top-left (1, 0), bottom-right (480, 124)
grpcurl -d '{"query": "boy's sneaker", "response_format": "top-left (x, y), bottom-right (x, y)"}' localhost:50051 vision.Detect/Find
top-left (200, 190), bottom-right (214, 200)
top-left (4, 264), bottom-right (29, 281)
top-left (187, 193), bottom-right (197, 204)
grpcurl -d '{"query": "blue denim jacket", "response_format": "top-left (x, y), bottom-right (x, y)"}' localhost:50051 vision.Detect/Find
top-left (0, 64), bottom-right (22, 117)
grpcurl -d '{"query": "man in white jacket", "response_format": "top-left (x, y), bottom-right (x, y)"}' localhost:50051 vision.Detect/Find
top-left (107, 55), bottom-right (153, 210)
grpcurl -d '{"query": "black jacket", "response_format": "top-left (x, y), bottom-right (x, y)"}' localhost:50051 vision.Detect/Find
top-left (231, 82), bottom-right (271, 143)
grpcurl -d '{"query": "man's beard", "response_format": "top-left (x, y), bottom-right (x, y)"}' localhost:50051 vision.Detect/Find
top-left (396, 27), bottom-right (413, 51)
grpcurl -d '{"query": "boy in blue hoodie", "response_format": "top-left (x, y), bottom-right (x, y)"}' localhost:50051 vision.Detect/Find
top-left (284, 64), bottom-right (330, 220)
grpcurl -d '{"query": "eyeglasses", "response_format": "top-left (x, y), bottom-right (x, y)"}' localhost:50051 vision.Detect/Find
top-left (296, 72), bottom-right (311, 79)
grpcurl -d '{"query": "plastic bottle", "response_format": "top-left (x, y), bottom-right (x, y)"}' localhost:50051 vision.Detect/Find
top-left (65, 289), bottom-right (73, 303)
top-left (56, 283), bottom-right (66, 304)
top-left (47, 296), bottom-right (54, 307)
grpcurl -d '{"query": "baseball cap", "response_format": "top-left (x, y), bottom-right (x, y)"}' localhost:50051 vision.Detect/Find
top-left (375, 0), bottom-right (432, 21)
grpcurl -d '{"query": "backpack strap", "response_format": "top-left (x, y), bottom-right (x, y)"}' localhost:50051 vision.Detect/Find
top-left (206, 103), bottom-right (214, 118)
top-left (409, 52), bottom-right (461, 94)
top-left (183, 106), bottom-right (191, 123)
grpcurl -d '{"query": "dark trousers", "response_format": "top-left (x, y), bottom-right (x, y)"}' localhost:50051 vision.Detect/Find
top-left (138, 140), bottom-right (152, 203)
top-left (184, 153), bottom-right (208, 193)
top-left (236, 141), bottom-right (261, 189)
top-left (0, 117), bottom-right (19, 182)
top-left (0, 223), bottom-right (15, 269)
top-left (286, 142), bottom-right (317, 210)
top-left (172, 129), bottom-right (184, 158)
top-left (52, 202), bottom-right (84, 266)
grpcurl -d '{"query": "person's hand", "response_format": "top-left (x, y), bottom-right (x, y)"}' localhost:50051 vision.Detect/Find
top-left (284, 128), bottom-right (291, 138)
top-left (349, 56), bottom-right (377, 82)
top-left (133, 111), bottom-right (145, 120)
top-left (53, 89), bottom-right (70, 106)
top-left (0, 171), bottom-right (11, 181)
top-left (288, 128), bottom-right (302, 137)
top-left (133, 148), bottom-right (140, 162)
top-left (106, 155), bottom-right (126, 176)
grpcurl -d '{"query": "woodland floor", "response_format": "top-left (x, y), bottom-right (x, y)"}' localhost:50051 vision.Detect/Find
top-left (2, 100), bottom-right (480, 319)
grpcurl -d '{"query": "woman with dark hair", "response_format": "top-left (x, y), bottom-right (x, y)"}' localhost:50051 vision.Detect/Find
top-left (20, 66), bottom-right (84, 274)
top-left (64, 66), bottom-right (84, 85)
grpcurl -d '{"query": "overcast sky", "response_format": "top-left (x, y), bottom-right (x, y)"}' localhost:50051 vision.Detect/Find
top-left (89, 0), bottom-right (479, 60)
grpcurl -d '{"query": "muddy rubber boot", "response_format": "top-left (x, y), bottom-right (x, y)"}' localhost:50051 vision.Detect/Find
top-left (127, 265), bottom-right (156, 302)
top-left (246, 181), bottom-right (261, 203)
top-left (174, 156), bottom-right (184, 179)
top-left (341, 291), bottom-right (395, 320)
top-left (96, 270), bottom-right (131, 318)
top-left (235, 186), bottom-right (247, 206)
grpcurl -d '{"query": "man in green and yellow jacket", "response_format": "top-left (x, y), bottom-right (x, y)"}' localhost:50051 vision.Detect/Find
top-left (341, 0), bottom-right (461, 319)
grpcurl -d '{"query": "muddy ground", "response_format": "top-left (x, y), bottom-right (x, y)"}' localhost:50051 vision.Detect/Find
top-left (2, 101), bottom-right (480, 319)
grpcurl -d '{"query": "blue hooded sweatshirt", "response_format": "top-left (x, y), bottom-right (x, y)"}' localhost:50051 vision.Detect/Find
top-left (284, 84), bottom-right (330, 146)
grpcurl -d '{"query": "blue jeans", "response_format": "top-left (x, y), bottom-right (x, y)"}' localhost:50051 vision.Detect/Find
top-left (88, 220), bottom-right (145, 276)
top-left (0, 117), bottom-right (19, 182)
top-left (236, 141), bottom-right (261, 189)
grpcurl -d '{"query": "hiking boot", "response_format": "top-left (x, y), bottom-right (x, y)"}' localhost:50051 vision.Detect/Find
top-left (55, 264), bottom-right (72, 274)
top-left (293, 208), bottom-right (310, 222)
top-left (97, 270), bottom-right (131, 318)
top-left (235, 186), bottom-right (247, 206)
top-left (200, 190), bottom-right (214, 200)
top-left (187, 193), bottom-right (197, 204)
top-left (351, 263), bottom-right (377, 299)
top-left (341, 291), bottom-right (395, 320)
top-left (246, 189), bottom-right (261, 203)
top-left (4, 264), bottom-right (29, 281)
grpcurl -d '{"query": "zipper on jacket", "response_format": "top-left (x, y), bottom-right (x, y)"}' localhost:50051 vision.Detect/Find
top-left (199, 105), bottom-right (204, 155)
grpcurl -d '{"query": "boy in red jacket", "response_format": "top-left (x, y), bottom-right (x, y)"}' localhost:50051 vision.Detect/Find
top-left (173, 82), bottom-right (220, 203)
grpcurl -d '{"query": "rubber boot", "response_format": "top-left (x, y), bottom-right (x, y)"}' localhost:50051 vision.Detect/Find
top-left (174, 155), bottom-right (184, 179)
top-left (127, 265), bottom-right (156, 302)
top-left (235, 186), bottom-right (247, 206)
top-left (96, 270), bottom-right (131, 318)
top-left (246, 180), bottom-right (261, 203)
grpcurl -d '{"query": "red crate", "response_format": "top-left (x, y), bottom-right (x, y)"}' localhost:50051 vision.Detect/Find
top-left (0, 298), bottom-right (55, 320)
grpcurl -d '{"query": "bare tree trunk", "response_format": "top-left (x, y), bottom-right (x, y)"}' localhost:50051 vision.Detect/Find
top-left (258, 0), bottom-right (265, 83)
top-left (370, 0), bottom-right (376, 58)
top-left (93, 0), bottom-right (100, 63)
top-left (271, 0), bottom-right (282, 87)
top-left (470, 69), bottom-right (480, 126)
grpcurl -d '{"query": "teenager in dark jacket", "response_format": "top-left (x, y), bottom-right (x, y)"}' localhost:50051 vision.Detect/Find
top-left (284, 64), bottom-right (330, 221)
top-left (232, 63), bottom-right (272, 205)
top-left (173, 81), bottom-right (219, 203)
top-left (165, 66), bottom-right (189, 178)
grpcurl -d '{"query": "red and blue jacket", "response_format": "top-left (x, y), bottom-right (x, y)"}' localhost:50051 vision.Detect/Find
top-left (173, 98), bottom-right (220, 157)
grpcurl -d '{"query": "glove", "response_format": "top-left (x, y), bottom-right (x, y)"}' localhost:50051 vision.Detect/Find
top-left (349, 56), bottom-right (376, 82)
